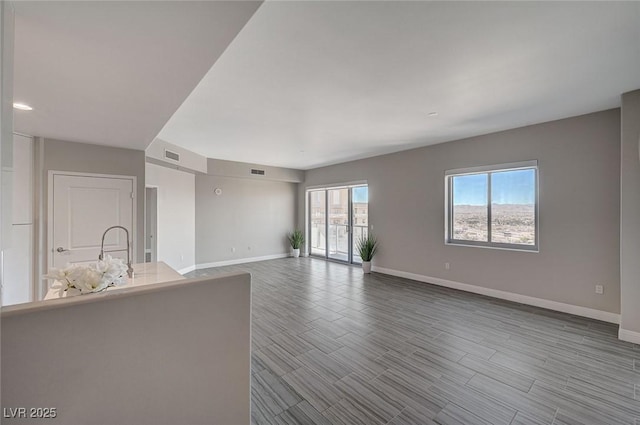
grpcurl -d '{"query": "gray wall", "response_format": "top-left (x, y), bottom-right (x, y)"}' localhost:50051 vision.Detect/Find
top-left (208, 158), bottom-right (304, 183)
top-left (196, 174), bottom-right (297, 266)
top-left (41, 139), bottom-right (145, 267)
top-left (300, 109), bottom-right (621, 314)
top-left (146, 138), bottom-right (207, 174)
top-left (620, 90), bottom-right (640, 335)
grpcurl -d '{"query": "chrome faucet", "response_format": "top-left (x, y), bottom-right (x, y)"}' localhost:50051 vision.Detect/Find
top-left (99, 225), bottom-right (134, 278)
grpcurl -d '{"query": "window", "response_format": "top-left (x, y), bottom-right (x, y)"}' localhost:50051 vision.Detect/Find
top-left (445, 161), bottom-right (538, 251)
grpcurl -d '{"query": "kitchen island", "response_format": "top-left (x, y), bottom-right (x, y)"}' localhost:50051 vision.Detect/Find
top-left (3, 267), bottom-right (251, 424)
top-left (43, 261), bottom-right (184, 300)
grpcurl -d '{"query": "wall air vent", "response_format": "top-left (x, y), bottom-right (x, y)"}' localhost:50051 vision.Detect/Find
top-left (164, 149), bottom-right (180, 162)
top-left (251, 169), bottom-right (265, 176)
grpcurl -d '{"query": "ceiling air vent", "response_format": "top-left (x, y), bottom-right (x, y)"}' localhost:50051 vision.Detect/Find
top-left (251, 169), bottom-right (265, 176)
top-left (164, 149), bottom-right (180, 162)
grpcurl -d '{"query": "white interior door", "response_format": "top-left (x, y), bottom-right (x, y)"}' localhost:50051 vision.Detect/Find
top-left (51, 173), bottom-right (134, 269)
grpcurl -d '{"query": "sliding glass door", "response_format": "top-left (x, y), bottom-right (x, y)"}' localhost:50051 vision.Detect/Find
top-left (328, 188), bottom-right (349, 261)
top-left (309, 190), bottom-right (326, 257)
top-left (308, 185), bottom-right (368, 264)
top-left (351, 186), bottom-right (369, 264)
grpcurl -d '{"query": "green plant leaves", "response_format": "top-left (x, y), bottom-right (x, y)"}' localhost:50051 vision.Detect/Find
top-left (288, 229), bottom-right (305, 249)
top-left (356, 234), bottom-right (378, 262)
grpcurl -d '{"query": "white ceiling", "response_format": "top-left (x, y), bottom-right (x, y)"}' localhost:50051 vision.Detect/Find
top-left (158, 1), bottom-right (640, 170)
top-left (12, 2), bottom-right (640, 168)
top-left (13, 1), bottom-right (262, 150)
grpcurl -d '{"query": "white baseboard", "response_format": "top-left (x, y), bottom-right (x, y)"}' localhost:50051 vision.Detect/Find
top-left (618, 328), bottom-right (640, 344)
top-left (196, 253), bottom-right (290, 270)
top-left (372, 266), bottom-right (620, 324)
top-left (177, 265), bottom-right (196, 275)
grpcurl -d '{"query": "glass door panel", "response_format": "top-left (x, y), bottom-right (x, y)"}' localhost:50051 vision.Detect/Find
top-left (328, 188), bottom-right (349, 261)
top-left (309, 190), bottom-right (326, 256)
top-left (308, 185), bottom-right (368, 264)
top-left (351, 186), bottom-right (369, 264)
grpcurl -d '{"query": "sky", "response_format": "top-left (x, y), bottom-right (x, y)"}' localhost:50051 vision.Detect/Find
top-left (453, 169), bottom-right (535, 205)
top-left (352, 186), bottom-right (368, 203)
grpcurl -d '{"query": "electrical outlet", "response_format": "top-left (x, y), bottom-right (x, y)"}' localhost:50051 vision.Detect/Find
top-left (445, 262), bottom-right (450, 270)
top-left (595, 285), bottom-right (604, 295)
top-left (248, 246), bottom-right (251, 251)
top-left (231, 247), bottom-right (235, 253)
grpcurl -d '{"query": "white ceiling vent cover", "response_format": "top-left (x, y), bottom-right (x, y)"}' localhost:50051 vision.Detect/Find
top-left (164, 149), bottom-right (180, 162)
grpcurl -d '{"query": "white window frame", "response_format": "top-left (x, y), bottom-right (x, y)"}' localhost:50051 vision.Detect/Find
top-left (445, 160), bottom-right (539, 252)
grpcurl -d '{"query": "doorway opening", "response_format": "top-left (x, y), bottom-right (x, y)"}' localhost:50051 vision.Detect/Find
top-left (145, 187), bottom-right (158, 263)
top-left (308, 184), bottom-right (368, 264)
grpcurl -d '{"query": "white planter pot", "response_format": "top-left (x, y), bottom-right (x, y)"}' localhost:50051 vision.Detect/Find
top-left (292, 248), bottom-right (300, 258)
top-left (362, 261), bottom-right (372, 273)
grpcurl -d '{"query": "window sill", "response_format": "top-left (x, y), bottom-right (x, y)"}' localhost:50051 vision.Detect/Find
top-left (445, 241), bottom-right (539, 253)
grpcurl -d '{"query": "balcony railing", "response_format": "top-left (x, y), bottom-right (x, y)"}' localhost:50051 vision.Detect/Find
top-left (310, 224), bottom-right (369, 263)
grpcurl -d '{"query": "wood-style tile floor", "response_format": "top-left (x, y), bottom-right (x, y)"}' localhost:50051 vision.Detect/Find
top-left (186, 258), bottom-right (640, 425)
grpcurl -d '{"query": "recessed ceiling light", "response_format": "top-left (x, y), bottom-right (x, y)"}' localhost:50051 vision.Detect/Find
top-left (13, 103), bottom-right (33, 111)
top-left (427, 112), bottom-right (438, 117)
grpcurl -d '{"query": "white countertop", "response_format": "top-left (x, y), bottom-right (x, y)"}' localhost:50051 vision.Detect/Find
top-left (44, 262), bottom-right (185, 300)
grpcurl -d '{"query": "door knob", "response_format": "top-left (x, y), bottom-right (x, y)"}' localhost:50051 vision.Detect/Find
top-left (56, 247), bottom-right (69, 253)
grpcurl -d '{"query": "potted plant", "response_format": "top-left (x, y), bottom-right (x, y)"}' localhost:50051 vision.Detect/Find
top-left (356, 234), bottom-right (378, 273)
top-left (287, 230), bottom-right (305, 258)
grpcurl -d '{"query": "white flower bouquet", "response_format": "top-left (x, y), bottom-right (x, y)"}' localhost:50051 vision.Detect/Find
top-left (44, 255), bottom-right (129, 297)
